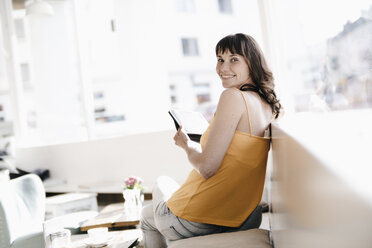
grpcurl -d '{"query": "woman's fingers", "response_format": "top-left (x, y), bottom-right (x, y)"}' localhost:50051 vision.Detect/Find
top-left (177, 126), bottom-right (183, 135)
top-left (173, 126), bottom-right (188, 148)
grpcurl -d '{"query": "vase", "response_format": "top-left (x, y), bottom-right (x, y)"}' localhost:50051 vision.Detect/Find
top-left (122, 188), bottom-right (142, 218)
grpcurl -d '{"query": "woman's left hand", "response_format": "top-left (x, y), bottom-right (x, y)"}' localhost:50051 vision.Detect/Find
top-left (173, 126), bottom-right (189, 150)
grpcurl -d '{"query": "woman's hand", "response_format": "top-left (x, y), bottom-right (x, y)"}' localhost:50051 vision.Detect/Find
top-left (173, 126), bottom-right (189, 150)
top-left (171, 89), bottom-right (246, 179)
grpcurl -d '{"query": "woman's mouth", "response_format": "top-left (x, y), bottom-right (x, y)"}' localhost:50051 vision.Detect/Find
top-left (221, 75), bottom-right (235, 79)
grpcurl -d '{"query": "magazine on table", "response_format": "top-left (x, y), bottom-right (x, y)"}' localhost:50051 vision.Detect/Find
top-left (168, 109), bottom-right (209, 143)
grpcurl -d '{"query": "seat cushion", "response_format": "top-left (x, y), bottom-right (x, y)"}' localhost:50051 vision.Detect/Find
top-left (168, 228), bottom-right (271, 248)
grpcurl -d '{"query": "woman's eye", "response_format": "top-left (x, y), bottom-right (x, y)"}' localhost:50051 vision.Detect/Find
top-left (217, 59), bottom-right (224, 63)
top-left (231, 58), bottom-right (238, 62)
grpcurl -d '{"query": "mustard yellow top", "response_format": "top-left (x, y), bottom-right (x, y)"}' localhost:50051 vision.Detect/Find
top-left (166, 91), bottom-right (271, 227)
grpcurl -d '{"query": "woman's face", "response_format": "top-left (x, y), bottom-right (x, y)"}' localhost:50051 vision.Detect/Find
top-left (216, 50), bottom-right (251, 89)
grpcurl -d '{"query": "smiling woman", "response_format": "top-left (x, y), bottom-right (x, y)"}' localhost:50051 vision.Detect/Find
top-left (140, 33), bottom-right (280, 247)
top-left (216, 33), bottom-right (281, 118)
top-left (216, 52), bottom-right (251, 89)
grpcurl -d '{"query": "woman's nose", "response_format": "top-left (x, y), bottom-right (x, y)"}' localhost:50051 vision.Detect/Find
top-left (220, 62), bottom-right (230, 71)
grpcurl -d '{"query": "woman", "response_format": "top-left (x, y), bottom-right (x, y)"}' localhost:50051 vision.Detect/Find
top-left (140, 33), bottom-right (281, 247)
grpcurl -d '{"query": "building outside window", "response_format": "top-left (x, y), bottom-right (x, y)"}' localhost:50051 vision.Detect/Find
top-left (1, 0), bottom-right (263, 146)
top-left (5, 0), bottom-right (370, 147)
top-left (181, 38), bottom-right (199, 56)
top-left (176, 0), bottom-right (196, 13)
top-left (193, 82), bottom-right (211, 104)
top-left (272, 0), bottom-right (372, 113)
top-left (218, 0), bottom-right (233, 14)
top-left (169, 85), bottom-right (177, 104)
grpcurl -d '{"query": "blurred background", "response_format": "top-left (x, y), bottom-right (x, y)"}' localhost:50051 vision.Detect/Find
top-left (1, 2), bottom-right (371, 247)
top-left (1, 0), bottom-right (371, 148)
top-left (0, 0), bottom-right (372, 188)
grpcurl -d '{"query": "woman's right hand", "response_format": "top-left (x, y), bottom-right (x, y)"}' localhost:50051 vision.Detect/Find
top-left (173, 126), bottom-right (189, 150)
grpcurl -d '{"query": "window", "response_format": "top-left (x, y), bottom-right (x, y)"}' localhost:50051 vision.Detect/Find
top-left (0, 104), bottom-right (4, 122)
top-left (93, 90), bottom-right (125, 123)
top-left (181, 38), bottom-right (199, 56)
top-left (193, 82), bottom-right (211, 104)
top-left (2, 0), bottom-right (263, 146)
top-left (270, 0), bottom-right (372, 113)
top-left (218, 0), bottom-right (233, 14)
top-left (20, 63), bottom-right (30, 88)
top-left (169, 85), bottom-right (177, 104)
top-left (196, 93), bottom-right (211, 104)
top-left (14, 19), bottom-right (25, 40)
top-left (176, 0), bottom-right (196, 13)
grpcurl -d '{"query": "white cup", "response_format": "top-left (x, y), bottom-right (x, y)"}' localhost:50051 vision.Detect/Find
top-left (87, 227), bottom-right (109, 244)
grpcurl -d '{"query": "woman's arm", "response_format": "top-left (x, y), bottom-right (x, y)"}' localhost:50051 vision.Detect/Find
top-left (173, 88), bottom-right (245, 179)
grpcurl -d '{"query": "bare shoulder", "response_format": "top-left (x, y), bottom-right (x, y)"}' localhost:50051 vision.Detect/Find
top-left (219, 88), bottom-right (244, 103)
top-left (241, 90), bottom-right (273, 123)
top-left (240, 90), bottom-right (264, 106)
top-left (240, 90), bottom-right (258, 100)
top-left (215, 88), bottom-right (245, 114)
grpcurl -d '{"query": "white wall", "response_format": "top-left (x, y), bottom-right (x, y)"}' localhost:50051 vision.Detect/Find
top-left (15, 130), bottom-right (192, 192)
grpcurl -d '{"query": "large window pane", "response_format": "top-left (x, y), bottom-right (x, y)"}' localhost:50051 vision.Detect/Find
top-left (218, 0), bottom-right (233, 14)
top-left (2, 0), bottom-right (264, 146)
top-left (181, 38), bottom-right (199, 56)
top-left (273, 0), bottom-right (372, 112)
top-left (176, 0), bottom-right (196, 13)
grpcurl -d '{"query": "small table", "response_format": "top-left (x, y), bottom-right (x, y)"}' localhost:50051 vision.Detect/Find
top-left (71, 229), bottom-right (141, 248)
top-left (80, 203), bottom-right (140, 232)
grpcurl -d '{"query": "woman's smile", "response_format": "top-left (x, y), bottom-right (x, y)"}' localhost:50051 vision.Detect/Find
top-left (216, 51), bottom-right (251, 89)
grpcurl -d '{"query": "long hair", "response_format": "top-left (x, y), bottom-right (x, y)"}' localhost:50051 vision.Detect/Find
top-left (215, 33), bottom-right (281, 118)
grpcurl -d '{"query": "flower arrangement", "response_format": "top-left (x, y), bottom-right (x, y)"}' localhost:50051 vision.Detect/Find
top-left (124, 176), bottom-right (143, 190)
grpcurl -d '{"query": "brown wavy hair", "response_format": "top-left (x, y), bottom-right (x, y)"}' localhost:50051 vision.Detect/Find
top-left (215, 33), bottom-right (281, 118)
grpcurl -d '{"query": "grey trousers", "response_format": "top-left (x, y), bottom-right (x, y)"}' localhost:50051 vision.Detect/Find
top-left (140, 176), bottom-right (262, 248)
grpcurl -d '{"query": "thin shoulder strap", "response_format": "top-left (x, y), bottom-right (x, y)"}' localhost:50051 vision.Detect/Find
top-left (237, 90), bottom-right (253, 135)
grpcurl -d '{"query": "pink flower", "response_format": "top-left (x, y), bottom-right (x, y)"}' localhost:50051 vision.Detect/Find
top-left (124, 176), bottom-right (143, 190)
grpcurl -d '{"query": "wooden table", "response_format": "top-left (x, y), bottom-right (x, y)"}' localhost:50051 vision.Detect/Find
top-left (80, 203), bottom-right (140, 232)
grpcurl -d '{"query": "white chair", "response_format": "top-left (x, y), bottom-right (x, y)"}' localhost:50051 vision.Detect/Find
top-left (0, 174), bottom-right (45, 248)
top-left (0, 174), bottom-right (98, 248)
